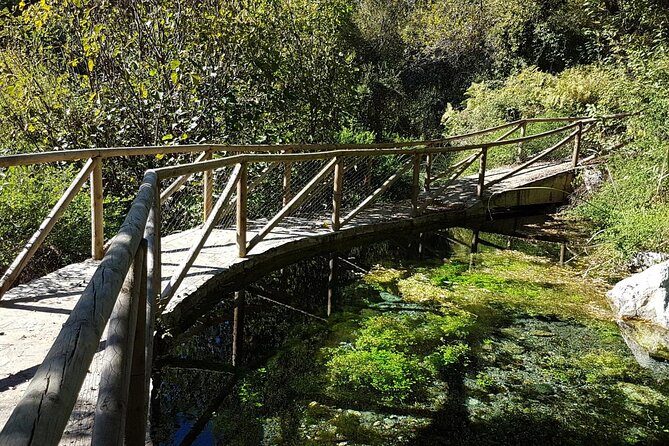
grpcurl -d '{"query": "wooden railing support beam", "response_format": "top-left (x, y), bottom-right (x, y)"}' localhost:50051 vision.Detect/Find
top-left (477, 148), bottom-right (488, 198)
top-left (283, 149), bottom-right (292, 207)
top-left (125, 240), bottom-right (149, 445)
top-left (412, 153), bottom-right (422, 217)
top-left (92, 240), bottom-right (145, 446)
top-left (572, 122), bottom-right (582, 168)
top-left (203, 150), bottom-right (214, 222)
top-left (91, 156), bottom-right (104, 260)
top-left (332, 157), bottom-right (344, 231)
top-left (237, 162), bottom-right (248, 257)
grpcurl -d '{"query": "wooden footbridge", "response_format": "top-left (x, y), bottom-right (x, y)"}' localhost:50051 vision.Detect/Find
top-left (0, 114), bottom-right (629, 445)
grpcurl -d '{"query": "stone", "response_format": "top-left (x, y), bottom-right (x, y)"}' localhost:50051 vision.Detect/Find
top-left (607, 260), bottom-right (669, 328)
top-left (608, 262), bottom-right (669, 366)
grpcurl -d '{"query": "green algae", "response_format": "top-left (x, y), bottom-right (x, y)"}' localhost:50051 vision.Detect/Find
top-left (199, 247), bottom-right (669, 445)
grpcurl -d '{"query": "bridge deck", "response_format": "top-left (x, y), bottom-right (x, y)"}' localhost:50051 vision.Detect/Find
top-left (0, 161), bottom-right (575, 441)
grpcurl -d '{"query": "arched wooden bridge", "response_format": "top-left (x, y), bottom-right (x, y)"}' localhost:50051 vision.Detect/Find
top-left (0, 114), bottom-right (630, 445)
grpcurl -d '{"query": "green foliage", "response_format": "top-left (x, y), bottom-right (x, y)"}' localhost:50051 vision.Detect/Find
top-left (325, 311), bottom-right (473, 404)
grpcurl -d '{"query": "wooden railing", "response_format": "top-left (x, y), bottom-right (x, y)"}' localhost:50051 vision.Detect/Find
top-left (0, 113), bottom-right (632, 445)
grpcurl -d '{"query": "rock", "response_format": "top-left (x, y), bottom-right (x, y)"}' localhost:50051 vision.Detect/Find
top-left (608, 262), bottom-right (669, 367)
top-left (628, 252), bottom-right (669, 273)
top-left (607, 261), bottom-right (669, 328)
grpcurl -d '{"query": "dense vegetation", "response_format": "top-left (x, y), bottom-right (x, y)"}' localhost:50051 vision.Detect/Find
top-left (2, 0), bottom-right (669, 274)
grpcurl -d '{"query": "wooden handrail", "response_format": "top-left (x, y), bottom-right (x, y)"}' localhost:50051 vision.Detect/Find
top-left (0, 113), bottom-right (634, 169)
top-left (153, 122), bottom-right (582, 180)
top-left (0, 171), bottom-right (157, 446)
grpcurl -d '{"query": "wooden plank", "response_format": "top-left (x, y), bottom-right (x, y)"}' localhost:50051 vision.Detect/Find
top-left (162, 165), bottom-right (242, 302)
top-left (332, 158), bottom-right (344, 231)
top-left (477, 148), bottom-right (488, 198)
top-left (91, 240), bottom-right (144, 446)
top-left (237, 163), bottom-right (248, 257)
top-left (203, 150), bottom-right (214, 222)
top-left (246, 158), bottom-right (337, 253)
top-left (91, 157), bottom-right (104, 260)
top-left (572, 122), bottom-right (582, 168)
top-left (0, 158), bottom-right (96, 300)
top-left (159, 151), bottom-right (209, 205)
top-left (412, 154), bottom-right (421, 217)
top-left (0, 171), bottom-right (156, 446)
top-left (341, 159), bottom-right (413, 226)
top-left (283, 149), bottom-right (292, 207)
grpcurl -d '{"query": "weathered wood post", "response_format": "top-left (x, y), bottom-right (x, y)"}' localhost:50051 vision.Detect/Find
top-left (559, 242), bottom-right (567, 266)
top-left (471, 230), bottom-right (480, 254)
top-left (92, 240), bottom-right (145, 446)
top-left (412, 153), bottom-right (421, 217)
top-left (327, 254), bottom-right (337, 317)
top-left (332, 157), bottom-right (344, 231)
top-left (283, 149), bottom-right (292, 207)
top-left (477, 147), bottom-right (488, 198)
top-left (571, 122), bottom-right (582, 168)
top-left (424, 153), bottom-right (433, 191)
top-left (91, 156), bottom-right (105, 260)
top-left (125, 240), bottom-right (149, 444)
top-left (203, 149), bottom-right (214, 222)
top-left (516, 122), bottom-right (527, 163)
top-left (237, 162), bottom-right (248, 257)
top-left (232, 290), bottom-right (245, 367)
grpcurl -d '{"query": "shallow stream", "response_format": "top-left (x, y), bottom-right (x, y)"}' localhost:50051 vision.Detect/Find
top-left (152, 227), bottom-right (669, 445)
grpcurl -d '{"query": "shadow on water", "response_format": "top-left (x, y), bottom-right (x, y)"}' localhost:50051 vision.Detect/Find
top-left (151, 214), bottom-right (669, 445)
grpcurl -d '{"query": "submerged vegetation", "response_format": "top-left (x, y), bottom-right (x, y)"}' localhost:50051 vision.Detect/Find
top-left (158, 240), bottom-right (669, 445)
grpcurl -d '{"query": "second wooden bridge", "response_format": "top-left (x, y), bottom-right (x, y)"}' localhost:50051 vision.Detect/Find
top-left (0, 114), bottom-right (630, 445)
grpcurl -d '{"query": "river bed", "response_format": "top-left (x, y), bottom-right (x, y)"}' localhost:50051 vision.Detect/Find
top-left (153, 228), bottom-right (669, 445)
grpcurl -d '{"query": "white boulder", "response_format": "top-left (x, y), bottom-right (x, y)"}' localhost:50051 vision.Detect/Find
top-left (607, 260), bottom-right (669, 328)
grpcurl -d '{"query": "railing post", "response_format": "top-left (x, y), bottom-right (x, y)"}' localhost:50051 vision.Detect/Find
top-left (332, 157), bottom-right (344, 231)
top-left (125, 240), bottom-right (149, 444)
top-left (92, 240), bottom-right (145, 446)
top-left (477, 147), bottom-right (488, 198)
top-left (411, 153), bottom-right (421, 217)
top-left (203, 149), bottom-right (213, 222)
top-left (91, 156), bottom-right (104, 260)
top-left (237, 162), bottom-right (248, 257)
top-left (424, 153), bottom-right (433, 191)
top-left (572, 122), bottom-right (582, 168)
top-left (517, 122), bottom-right (526, 163)
top-left (232, 289), bottom-right (245, 367)
top-left (283, 149), bottom-right (292, 207)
